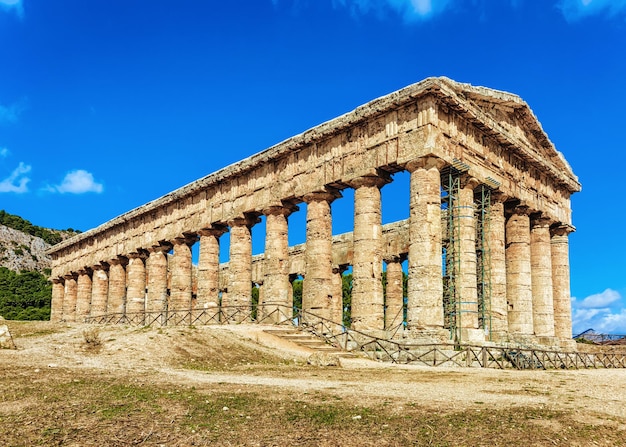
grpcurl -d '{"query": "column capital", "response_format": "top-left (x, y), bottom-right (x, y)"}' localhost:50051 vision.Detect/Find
top-left (531, 214), bottom-right (554, 229)
top-left (52, 277), bottom-right (65, 284)
top-left (405, 156), bottom-right (446, 173)
top-left (77, 267), bottom-right (93, 275)
top-left (263, 203), bottom-right (299, 217)
top-left (302, 187), bottom-right (342, 204)
top-left (332, 264), bottom-right (350, 275)
top-left (108, 255), bottom-right (128, 266)
top-left (149, 241), bottom-right (173, 253)
top-left (346, 170), bottom-right (391, 189)
top-left (491, 191), bottom-right (510, 204)
top-left (384, 253), bottom-right (407, 264)
top-left (63, 272), bottom-right (78, 280)
top-left (228, 214), bottom-right (261, 228)
top-left (173, 233), bottom-right (199, 246)
top-left (199, 224), bottom-right (229, 237)
top-left (460, 174), bottom-right (481, 190)
top-left (128, 251), bottom-right (148, 260)
top-left (550, 223), bottom-right (576, 237)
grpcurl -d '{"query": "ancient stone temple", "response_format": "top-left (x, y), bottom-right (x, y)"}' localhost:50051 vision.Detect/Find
top-left (47, 77), bottom-right (580, 347)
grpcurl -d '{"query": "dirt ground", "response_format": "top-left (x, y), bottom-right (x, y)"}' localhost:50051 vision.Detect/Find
top-left (2, 321), bottom-right (626, 446)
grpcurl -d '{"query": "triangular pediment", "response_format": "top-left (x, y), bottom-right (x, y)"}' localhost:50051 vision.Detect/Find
top-left (426, 77), bottom-right (581, 193)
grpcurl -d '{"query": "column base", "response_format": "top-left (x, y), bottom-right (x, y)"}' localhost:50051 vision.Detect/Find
top-left (400, 327), bottom-right (452, 344)
top-left (460, 328), bottom-right (487, 344)
top-left (558, 338), bottom-right (578, 352)
top-left (535, 335), bottom-right (561, 350)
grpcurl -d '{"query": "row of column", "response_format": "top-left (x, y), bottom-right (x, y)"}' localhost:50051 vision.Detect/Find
top-left (51, 157), bottom-right (573, 341)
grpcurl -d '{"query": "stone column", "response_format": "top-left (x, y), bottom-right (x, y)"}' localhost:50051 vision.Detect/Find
top-left (197, 226), bottom-right (226, 321)
top-left (90, 263), bottom-right (109, 317)
top-left (505, 206), bottom-right (534, 335)
top-left (226, 216), bottom-right (257, 322)
top-left (406, 158), bottom-right (444, 331)
top-left (488, 196), bottom-right (508, 338)
top-left (384, 256), bottom-right (405, 330)
top-left (50, 278), bottom-right (65, 322)
top-left (458, 177), bottom-right (480, 333)
top-left (75, 268), bottom-right (93, 322)
top-left (126, 252), bottom-right (147, 318)
top-left (62, 273), bottom-right (78, 322)
top-left (303, 189), bottom-right (341, 321)
top-left (350, 175), bottom-right (389, 331)
top-left (107, 257), bottom-right (128, 316)
top-left (331, 265), bottom-right (349, 325)
top-left (170, 236), bottom-right (197, 314)
top-left (530, 216), bottom-right (555, 338)
top-left (551, 224), bottom-right (575, 341)
top-left (146, 244), bottom-right (170, 317)
top-left (263, 205), bottom-right (297, 323)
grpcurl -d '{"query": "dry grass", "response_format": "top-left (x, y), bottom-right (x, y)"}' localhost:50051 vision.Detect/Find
top-left (1, 321), bottom-right (625, 446)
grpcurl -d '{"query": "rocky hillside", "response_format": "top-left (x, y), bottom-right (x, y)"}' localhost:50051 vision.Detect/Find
top-left (0, 224), bottom-right (52, 273)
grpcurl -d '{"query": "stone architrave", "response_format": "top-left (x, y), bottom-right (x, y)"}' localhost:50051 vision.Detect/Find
top-left (530, 216), bottom-right (555, 337)
top-left (263, 205), bottom-right (297, 323)
top-left (107, 257), bottom-right (128, 316)
top-left (62, 273), bottom-right (78, 322)
top-left (126, 252), bottom-right (147, 318)
top-left (302, 189), bottom-right (341, 322)
top-left (197, 226), bottom-right (227, 320)
top-left (458, 177), bottom-right (480, 331)
top-left (551, 225), bottom-right (575, 340)
top-left (75, 268), bottom-right (93, 322)
top-left (90, 263), bottom-right (109, 317)
top-left (50, 278), bottom-right (65, 322)
top-left (406, 157), bottom-right (445, 331)
top-left (505, 206), bottom-right (534, 335)
top-left (349, 175), bottom-right (389, 331)
top-left (170, 236), bottom-right (197, 314)
top-left (488, 195), bottom-right (508, 337)
top-left (226, 216), bottom-right (258, 322)
top-left (384, 256), bottom-right (405, 330)
top-left (146, 244), bottom-right (170, 316)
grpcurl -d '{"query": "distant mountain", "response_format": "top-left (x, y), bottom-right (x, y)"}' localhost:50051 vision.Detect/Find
top-left (0, 224), bottom-right (52, 273)
top-left (0, 210), bottom-right (81, 274)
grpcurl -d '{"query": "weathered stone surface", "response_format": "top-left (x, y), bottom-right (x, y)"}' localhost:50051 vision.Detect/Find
top-left (406, 158), bottom-right (444, 330)
top-left (530, 217), bottom-right (555, 337)
top-left (0, 324), bottom-right (16, 349)
top-left (505, 208), bottom-right (533, 335)
top-left (551, 225), bottom-right (574, 340)
top-left (46, 77), bottom-right (581, 346)
top-left (488, 198), bottom-right (508, 338)
top-left (350, 176), bottom-right (387, 331)
top-left (384, 257), bottom-right (404, 329)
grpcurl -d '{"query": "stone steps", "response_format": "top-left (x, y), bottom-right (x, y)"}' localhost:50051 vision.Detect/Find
top-left (263, 327), bottom-right (353, 356)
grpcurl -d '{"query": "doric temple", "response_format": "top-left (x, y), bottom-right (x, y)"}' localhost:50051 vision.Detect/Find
top-left (47, 77), bottom-right (581, 348)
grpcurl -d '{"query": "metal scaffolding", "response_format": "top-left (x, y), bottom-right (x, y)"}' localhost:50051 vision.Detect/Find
top-left (441, 161), bottom-right (466, 343)
top-left (441, 160), bottom-right (495, 344)
top-left (475, 184), bottom-right (492, 339)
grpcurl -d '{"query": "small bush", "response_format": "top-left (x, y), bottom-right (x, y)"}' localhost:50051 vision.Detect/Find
top-left (82, 328), bottom-right (102, 349)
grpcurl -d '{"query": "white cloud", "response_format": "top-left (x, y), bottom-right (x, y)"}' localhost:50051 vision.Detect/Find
top-left (0, 0), bottom-right (23, 17)
top-left (558, 0), bottom-right (626, 21)
top-left (51, 169), bottom-right (104, 194)
top-left (571, 288), bottom-right (626, 335)
top-left (576, 288), bottom-right (621, 308)
top-left (0, 147), bottom-right (9, 158)
top-left (0, 162), bottom-right (31, 193)
top-left (0, 100), bottom-right (26, 124)
top-left (328, 0), bottom-right (454, 21)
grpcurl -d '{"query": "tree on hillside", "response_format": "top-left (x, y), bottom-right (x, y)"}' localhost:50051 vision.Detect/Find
top-left (0, 267), bottom-right (52, 320)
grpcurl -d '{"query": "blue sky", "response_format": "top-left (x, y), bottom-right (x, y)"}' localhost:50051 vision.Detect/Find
top-left (1, 0), bottom-right (625, 334)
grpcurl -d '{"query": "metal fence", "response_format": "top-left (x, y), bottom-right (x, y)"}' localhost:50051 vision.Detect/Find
top-left (84, 304), bottom-right (626, 370)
